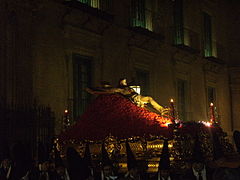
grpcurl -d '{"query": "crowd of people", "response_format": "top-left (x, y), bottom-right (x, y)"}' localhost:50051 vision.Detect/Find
top-left (0, 139), bottom-right (240, 180)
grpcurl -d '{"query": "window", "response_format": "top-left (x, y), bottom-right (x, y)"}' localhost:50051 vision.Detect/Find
top-left (207, 86), bottom-right (216, 105)
top-left (177, 79), bottom-right (187, 121)
top-left (173, 0), bottom-right (199, 50)
top-left (203, 12), bottom-right (212, 57)
top-left (131, 0), bottom-right (153, 31)
top-left (77, 0), bottom-right (91, 6)
top-left (135, 69), bottom-right (149, 96)
top-left (76, 0), bottom-right (112, 11)
top-left (173, 0), bottom-right (184, 45)
top-left (73, 55), bottom-right (92, 119)
top-left (130, 86), bottom-right (141, 94)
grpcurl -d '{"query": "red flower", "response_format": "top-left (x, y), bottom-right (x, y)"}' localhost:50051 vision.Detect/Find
top-left (59, 94), bottom-right (172, 141)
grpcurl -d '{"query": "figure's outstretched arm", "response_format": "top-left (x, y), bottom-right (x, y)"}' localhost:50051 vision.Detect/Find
top-left (86, 87), bottom-right (124, 95)
top-left (86, 88), bottom-right (106, 95)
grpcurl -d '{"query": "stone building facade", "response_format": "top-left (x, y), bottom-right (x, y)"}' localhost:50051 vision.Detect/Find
top-left (1, 0), bottom-right (240, 138)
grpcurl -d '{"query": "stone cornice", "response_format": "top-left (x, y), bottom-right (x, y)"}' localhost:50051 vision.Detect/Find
top-left (127, 29), bottom-right (160, 53)
top-left (229, 67), bottom-right (240, 85)
top-left (203, 57), bottom-right (226, 74)
top-left (61, 5), bottom-right (111, 36)
top-left (172, 49), bottom-right (198, 65)
top-left (5, 0), bottom-right (43, 14)
top-left (63, 24), bottom-right (102, 52)
top-left (129, 46), bottom-right (156, 58)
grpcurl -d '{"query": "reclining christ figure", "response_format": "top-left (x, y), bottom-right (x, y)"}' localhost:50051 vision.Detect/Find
top-left (86, 78), bottom-right (170, 115)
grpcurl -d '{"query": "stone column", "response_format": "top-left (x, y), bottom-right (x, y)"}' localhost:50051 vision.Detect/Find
top-left (229, 67), bottom-right (240, 131)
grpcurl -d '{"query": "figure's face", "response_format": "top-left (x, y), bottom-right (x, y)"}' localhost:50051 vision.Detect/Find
top-left (120, 79), bottom-right (127, 86)
top-left (192, 162), bottom-right (204, 172)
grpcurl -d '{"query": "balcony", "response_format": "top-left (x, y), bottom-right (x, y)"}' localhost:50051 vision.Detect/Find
top-left (203, 40), bottom-right (226, 64)
top-left (169, 26), bottom-right (200, 54)
top-left (130, 8), bottom-right (164, 41)
top-left (63, 0), bottom-right (113, 22)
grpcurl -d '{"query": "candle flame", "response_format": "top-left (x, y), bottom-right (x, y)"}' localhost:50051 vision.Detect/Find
top-left (170, 99), bottom-right (174, 103)
top-left (210, 103), bottom-right (214, 107)
top-left (199, 121), bottom-right (212, 127)
top-left (205, 122), bottom-right (212, 127)
top-left (64, 109), bottom-right (68, 113)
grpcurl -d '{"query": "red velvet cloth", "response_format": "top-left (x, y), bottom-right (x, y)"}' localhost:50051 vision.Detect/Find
top-left (58, 94), bottom-right (172, 141)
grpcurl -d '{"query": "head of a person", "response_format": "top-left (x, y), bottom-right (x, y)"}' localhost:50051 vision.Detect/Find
top-left (128, 160), bottom-right (147, 178)
top-left (129, 166), bottom-right (139, 178)
top-left (160, 169), bottom-right (170, 178)
top-left (103, 164), bottom-right (114, 177)
top-left (119, 78), bottom-right (127, 87)
top-left (56, 165), bottom-right (66, 176)
top-left (213, 167), bottom-right (240, 180)
top-left (1, 158), bottom-right (11, 169)
top-left (41, 161), bottom-right (50, 171)
top-left (192, 161), bottom-right (204, 172)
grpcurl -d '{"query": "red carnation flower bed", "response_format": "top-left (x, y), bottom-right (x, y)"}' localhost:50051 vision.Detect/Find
top-left (59, 94), bottom-right (172, 141)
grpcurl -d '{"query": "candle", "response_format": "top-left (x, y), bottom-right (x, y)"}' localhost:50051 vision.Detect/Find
top-left (170, 99), bottom-right (175, 124)
top-left (63, 109), bottom-right (70, 130)
top-left (210, 103), bottom-right (215, 123)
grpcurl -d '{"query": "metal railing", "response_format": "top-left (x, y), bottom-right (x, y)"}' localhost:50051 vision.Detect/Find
top-left (0, 100), bottom-right (55, 157)
top-left (75, 0), bottom-right (112, 12)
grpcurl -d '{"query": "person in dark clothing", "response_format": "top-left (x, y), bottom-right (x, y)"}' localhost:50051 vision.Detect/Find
top-left (54, 143), bottom-right (70, 180)
top-left (212, 167), bottom-right (240, 180)
top-left (233, 130), bottom-right (240, 154)
top-left (122, 141), bottom-right (148, 180)
top-left (181, 159), bottom-right (214, 180)
top-left (66, 147), bottom-right (92, 180)
top-left (100, 143), bottom-right (121, 180)
top-left (151, 139), bottom-right (177, 180)
top-left (25, 160), bottom-right (40, 180)
top-left (181, 137), bottom-right (213, 180)
top-left (38, 160), bottom-right (58, 180)
top-left (101, 164), bottom-right (119, 180)
top-left (55, 165), bottom-right (70, 180)
top-left (0, 158), bottom-right (13, 180)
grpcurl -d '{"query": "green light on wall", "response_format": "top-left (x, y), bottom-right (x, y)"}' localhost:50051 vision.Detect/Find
top-left (174, 28), bottom-right (184, 45)
top-left (203, 12), bottom-right (212, 57)
top-left (132, 18), bottom-right (146, 28)
top-left (204, 48), bottom-right (212, 57)
top-left (77, 0), bottom-right (91, 6)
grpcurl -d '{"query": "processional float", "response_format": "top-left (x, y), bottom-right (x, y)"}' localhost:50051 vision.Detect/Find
top-left (56, 87), bottom-right (236, 173)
